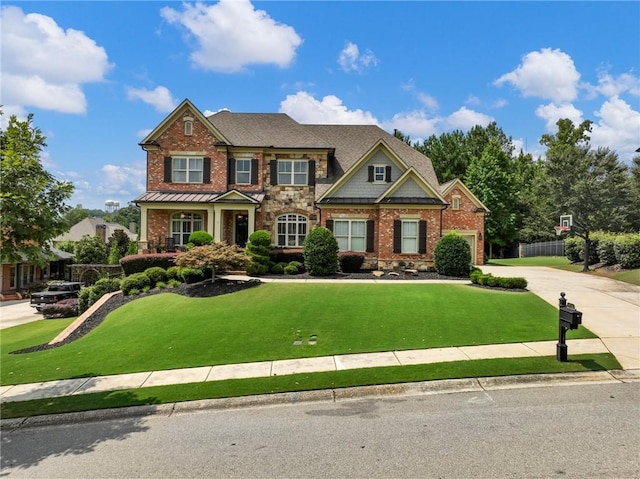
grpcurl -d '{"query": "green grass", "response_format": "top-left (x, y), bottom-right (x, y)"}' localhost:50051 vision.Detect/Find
top-left (0, 353), bottom-right (620, 419)
top-left (2, 283), bottom-right (595, 386)
top-left (488, 256), bottom-right (640, 285)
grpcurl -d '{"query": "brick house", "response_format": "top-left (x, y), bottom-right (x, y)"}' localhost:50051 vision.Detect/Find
top-left (135, 99), bottom-right (488, 269)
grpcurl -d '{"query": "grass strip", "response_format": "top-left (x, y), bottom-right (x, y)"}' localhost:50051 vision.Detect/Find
top-left (0, 353), bottom-right (620, 419)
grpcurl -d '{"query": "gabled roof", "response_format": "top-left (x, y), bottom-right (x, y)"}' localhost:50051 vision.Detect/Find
top-left (207, 111), bottom-right (330, 149)
top-left (440, 178), bottom-right (490, 212)
top-left (375, 167), bottom-right (446, 204)
top-left (140, 99), bottom-right (230, 147)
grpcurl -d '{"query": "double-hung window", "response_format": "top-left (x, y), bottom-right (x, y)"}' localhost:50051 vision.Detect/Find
top-left (173, 157), bottom-right (203, 183)
top-left (334, 220), bottom-right (366, 252)
top-left (276, 214), bottom-right (308, 247)
top-left (373, 165), bottom-right (385, 183)
top-left (278, 160), bottom-right (308, 185)
top-left (401, 220), bottom-right (419, 254)
top-left (236, 159), bottom-right (251, 184)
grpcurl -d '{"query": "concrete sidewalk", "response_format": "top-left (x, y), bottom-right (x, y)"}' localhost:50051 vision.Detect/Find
top-left (0, 338), bottom-right (612, 404)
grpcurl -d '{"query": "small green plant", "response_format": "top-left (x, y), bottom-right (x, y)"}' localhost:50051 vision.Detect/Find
top-left (166, 266), bottom-right (181, 281)
top-left (128, 288), bottom-right (140, 296)
top-left (168, 279), bottom-right (180, 288)
top-left (144, 267), bottom-right (167, 286)
top-left (303, 227), bottom-right (339, 276)
top-left (339, 254), bottom-right (364, 273)
top-left (283, 263), bottom-right (299, 275)
top-left (271, 263), bottom-right (285, 274)
top-left (156, 281), bottom-right (166, 289)
top-left (433, 232), bottom-right (471, 277)
top-left (179, 267), bottom-right (205, 284)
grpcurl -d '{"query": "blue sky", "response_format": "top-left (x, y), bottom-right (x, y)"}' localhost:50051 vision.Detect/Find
top-left (2, 1), bottom-right (639, 210)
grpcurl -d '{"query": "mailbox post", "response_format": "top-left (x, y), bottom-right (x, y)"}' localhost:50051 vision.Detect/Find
top-left (557, 292), bottom-right (583, 362)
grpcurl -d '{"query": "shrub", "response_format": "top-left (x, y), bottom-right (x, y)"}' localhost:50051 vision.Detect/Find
top-left (128, 288), bottom-right (140, 296)
top-left (188, 231), bottom-right (213, 246)
top-left (614, 233), bottom-right (640, 269)
top-left (270, 250), bottom-right (305, 266)
top-left (175, 243), bottom-right (247, 274)
top-left (168, 279), bottom-right (180, 288)
top-left (78, 287), bottom-right (92, 314)
top-left (284, 264), bottom-right (299, 275)
top-left (166, 266), bottom-right (181, 281)
top-left (433, 232), bottom-right (471, 277)
top-left (74, 235), bottom-right (108, 264)
top-left (144, 267), bottom-right (167, 286)
top-left (245, 230), bottom-right (272, 276)
top-left (179, 267), bottom-right (205, 284)
top-left (303, 227), bottom-right (339, 276)
top-left (469, 268), bottom-right (527, 289)
top-left (77, 278), bottom-right (122, 314)
top-left (339, 254), bottom-right (365, 273)
top-left (120, 253), bottom-right (177, 275)
top-left (470, 269), bottom-right (483, 284)
top-left (121, 273), bottom-right (151, 295)
top-left (156, 281), bottom-right (166, 289)
top-left (596, 233), bottom-right (617, 265)
top-left (42, 298), bottom-right (79, 319)
top-left (564, 236), bottom-right (598, 265)
top-left (271, 263), bottom-right (285, 274)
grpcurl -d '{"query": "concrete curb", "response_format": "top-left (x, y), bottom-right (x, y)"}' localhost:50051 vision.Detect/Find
top-left (3, 369), bottom-right (638, 430)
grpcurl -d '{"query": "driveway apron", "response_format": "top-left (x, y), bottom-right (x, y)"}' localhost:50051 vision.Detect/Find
top-left (482, 265), bottom-right (640, 370)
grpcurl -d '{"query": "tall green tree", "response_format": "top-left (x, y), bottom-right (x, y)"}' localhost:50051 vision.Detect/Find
top-left (542, 119), bottom-right (630, 271)
top-left (465, 140), bottom-right (520, 257)
top-left (74, 235), bottom-right (108, 264)
top-left (0, 113), bottom-right (73, 265)
top-left (414, 130), bottom-right (469, 183)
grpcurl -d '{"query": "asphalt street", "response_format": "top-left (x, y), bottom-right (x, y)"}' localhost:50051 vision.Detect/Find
top-left (2, 382), bottom-right (639, 478)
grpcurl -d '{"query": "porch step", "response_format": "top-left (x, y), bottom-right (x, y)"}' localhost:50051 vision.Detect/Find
top-left (0, 292), bottom-right (23, 302)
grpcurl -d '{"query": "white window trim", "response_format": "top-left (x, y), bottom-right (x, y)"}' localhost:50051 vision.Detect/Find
top-left (173, 157), bottom-right (203, 183)
top-left (184, 120), bottom-right (193, 136)
top-left (171, 212), bottom-right (204, 246)
top-left (401, 220), bottom-right (419, 254)
top-left (278, 160), bottom-right (308, 185)
top-left (373, 164), bottom-right (386, 183)
top-left (236, 158), bottom-right (251, 185)
top-left (452, 196), bottom-right (461, 210)
top-left (334, 219), bottom-right (366, 252)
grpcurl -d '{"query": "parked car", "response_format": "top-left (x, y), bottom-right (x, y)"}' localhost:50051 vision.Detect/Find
top-left (30, 282), bottom-right (83, 312)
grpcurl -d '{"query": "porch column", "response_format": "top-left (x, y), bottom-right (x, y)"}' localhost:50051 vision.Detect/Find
top-left (206, 205), bottom-right (215, 238)
top-left (247, 206), bottom-right (256, 237)
top-left (139, 204), bottom-right (148, 243)
top-left (213, 204), bottom-right (224, 242)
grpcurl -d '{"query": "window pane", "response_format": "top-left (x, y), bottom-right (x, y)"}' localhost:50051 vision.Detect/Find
top-left (402, 238), bottom-right (417, 253)
top-left (351, 237), bottom-right (365, 252)
top-left (334, 221), bottom-right (348, 235)
top-left (352, 221), bottom-right (365, 236)
top-left (337, 237), bottom-right (349, 251)
top-left (174, 171), bottom-right (186, 182)
top-left (402, 222), bottom-right (417, 236)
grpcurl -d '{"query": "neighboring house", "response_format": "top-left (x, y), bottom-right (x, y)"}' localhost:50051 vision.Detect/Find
top-left (135, 99), bottom-right (488, 269)
top-left (52, 217), bottom-right (137, 244)
top-left (0, 248), bottom-right (74, 301)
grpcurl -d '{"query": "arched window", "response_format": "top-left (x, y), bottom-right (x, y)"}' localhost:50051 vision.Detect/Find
top-left (276, 214), bottom-right (308, 247)
top-left (171, 212), bottom-right (203, 246)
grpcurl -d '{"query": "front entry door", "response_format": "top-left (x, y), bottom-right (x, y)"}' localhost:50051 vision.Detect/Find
top-left (235, 214), bottom-right (249, 247)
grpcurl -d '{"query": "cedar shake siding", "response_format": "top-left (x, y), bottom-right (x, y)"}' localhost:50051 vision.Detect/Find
top-left (135, 99), bottom-right (488, 267)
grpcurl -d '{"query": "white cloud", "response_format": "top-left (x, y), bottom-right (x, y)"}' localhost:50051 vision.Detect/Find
top-left (590, 96), bottom-right (640, 161)
top-left (136, 128), bottom-right (153, 139)
top-left (381, 111), bottom-right (440, 140)
top-left (584, 70), bottom-right (640, 99)
top-left (126, 86), bottom-right (178, 113)
top-left (97, 162), bottom-right (146, 198)
top-left (491, 99), bottom-right (508, 109)
top-left (337, 41), bottom-right (379, 73)
top-left (445, 107), bottom-right (494, 130)
top-left (535, 102), bottom-right (584, 132)
top-left (402, 79), bottom-right (438, 111)
top-left (280, 91), bottom-right (378, 124)
top-left (495, 48), bottom-right (580, 103)
top-left (0, 6), bottom-right (112, 114)
top-left (161, 0), bottom-right (302, 73)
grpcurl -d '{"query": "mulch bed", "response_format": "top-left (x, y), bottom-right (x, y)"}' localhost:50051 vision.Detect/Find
top-left (11, 272), bottom-right (465, 354)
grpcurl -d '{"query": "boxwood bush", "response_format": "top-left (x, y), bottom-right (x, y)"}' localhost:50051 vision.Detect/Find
top-left (121, 272), bottom-right (151, 295)
top-left (188, 230), bottom-right (213, 246)
top-left (470, 269), bottom-right (527, 290)
top-left (339, 254), bottom-right (365, 273)
top-left (433, 232), bottom-right (471, 277)
top-left (246, 230), bottom-right (272, 276)
top-left (144, 267), bottom-right (167, 286)
top-left (179, 267), bottom-right (205, 284)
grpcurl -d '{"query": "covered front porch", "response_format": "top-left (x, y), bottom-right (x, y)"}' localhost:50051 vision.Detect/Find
top-left (136, 191), bottom-right (263, 252)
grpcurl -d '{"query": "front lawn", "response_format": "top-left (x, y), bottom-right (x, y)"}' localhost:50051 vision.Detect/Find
top-left (1, 283), bottom-right (595, 386)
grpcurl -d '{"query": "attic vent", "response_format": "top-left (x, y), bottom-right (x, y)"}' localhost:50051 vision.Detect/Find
top-left (184, 117), bottom-right (193, 136)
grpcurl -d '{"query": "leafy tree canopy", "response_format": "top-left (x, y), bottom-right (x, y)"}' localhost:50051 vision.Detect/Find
top-left (1, 113), bottom-right (73, 265)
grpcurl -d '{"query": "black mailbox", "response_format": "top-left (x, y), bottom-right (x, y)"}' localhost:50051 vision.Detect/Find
top-left (559, 306), bottom-right (582, 330)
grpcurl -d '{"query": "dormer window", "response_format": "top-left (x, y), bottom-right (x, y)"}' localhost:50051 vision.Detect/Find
top-left (184, 117), bottom-right (193, 136)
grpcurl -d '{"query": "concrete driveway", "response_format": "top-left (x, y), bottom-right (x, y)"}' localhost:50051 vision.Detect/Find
top-left (482, 265), bottom-right (640, 370)
top-left (0, 300), bottom-right (43, 330)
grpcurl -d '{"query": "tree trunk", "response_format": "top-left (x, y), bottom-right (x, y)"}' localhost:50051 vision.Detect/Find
top-left (582, 232), bottom-right (590, 272)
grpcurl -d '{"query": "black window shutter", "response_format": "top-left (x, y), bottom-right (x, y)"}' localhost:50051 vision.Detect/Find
top-left (385, 166), bottom-right (392, 182)
top-left (366, 220), bottom-right (374, 252)
top-left (164, 157), bottom-right (172, 183)
top-left (308, 160), bottom-right (316, 186)
top-left (418, 220), bottom-right (427, 254)
top-left (270, 161), bottom-right (278, 186)
top-left (227, 158), bottom-right (235, 184)
top-left (326, 220), bottom-right (334, 232)
top-left (203, 157), bottom-right (211, 184)
top-left (368, 165), bottom-right (374, 182)
top-left (251, 158), bottom-right (259, 185)
top-left (393, 220), bottom-right (402, 253)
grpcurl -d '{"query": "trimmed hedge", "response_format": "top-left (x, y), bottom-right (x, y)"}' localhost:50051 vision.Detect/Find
top-left (121, 273), bottom-right (151, 295)
top-left (188, 231), bottom-right (213, 246)
top-left (303, 227), bottom-right (339, 276)
top-left (339, 254), bottom-right (365, 273)
top-left (144, 267), bottom-right (168, 287)
top-left (565, 232), bottom-right (640, 268)
top-left (120, 253), bottom-right (177, 275)
top-left (614, 233), bottom-right (640, 269)
top-left (470, 269), bottom-right (528, 290)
